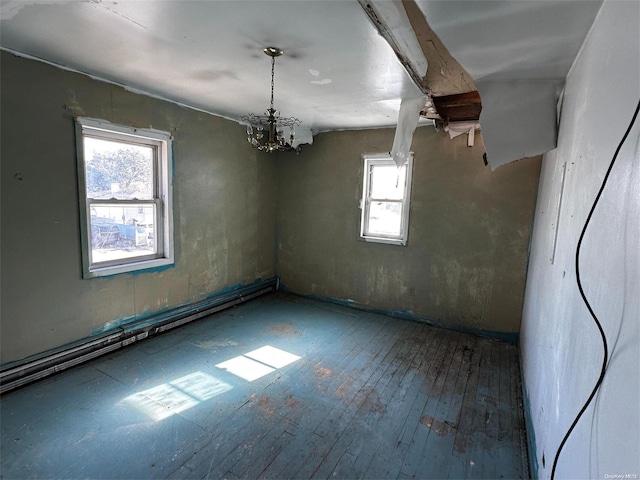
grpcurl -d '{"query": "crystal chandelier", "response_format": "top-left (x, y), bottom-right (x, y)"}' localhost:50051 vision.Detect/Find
top-left (242, 47), bottom-right (302, 153)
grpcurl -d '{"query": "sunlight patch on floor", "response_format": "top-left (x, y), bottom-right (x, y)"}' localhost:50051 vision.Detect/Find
top-left (123, 371), bottom-right (232, 421)
top-left (216, 345), bottom-right (301, 382)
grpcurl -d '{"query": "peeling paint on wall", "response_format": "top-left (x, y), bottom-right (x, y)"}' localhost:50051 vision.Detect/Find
top-left (477, 80), bottom-right (558, 170)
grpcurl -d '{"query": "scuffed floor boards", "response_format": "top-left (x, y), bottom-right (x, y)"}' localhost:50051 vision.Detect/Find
top-left (1, 293), bottom-right (529, 479)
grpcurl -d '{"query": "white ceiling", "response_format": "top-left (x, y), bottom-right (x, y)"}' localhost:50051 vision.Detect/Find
top-left (1, 0), bottom-right (603, 136)
top-left (415, 0), bottom-right (603, 82)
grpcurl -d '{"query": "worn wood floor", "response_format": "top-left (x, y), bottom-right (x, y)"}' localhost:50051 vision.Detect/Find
top-left (1, 293), bottom-right (529, 479)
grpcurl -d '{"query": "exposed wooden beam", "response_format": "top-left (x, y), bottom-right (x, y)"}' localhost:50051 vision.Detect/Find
top-left (431, 91), bottom-right (482, 122)
top-left (358, 0), bottom-right (481, 124)
top-left (357, 0), bottom-right (430, 96)
top-left (401, 0), bottom-right (476, 96)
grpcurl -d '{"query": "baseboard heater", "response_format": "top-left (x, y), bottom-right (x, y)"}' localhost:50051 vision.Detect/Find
top-left (0, 278), bottom-right (277, 395)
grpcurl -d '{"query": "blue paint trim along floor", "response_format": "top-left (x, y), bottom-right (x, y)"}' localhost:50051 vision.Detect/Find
top-left (0, 293), bottom-right (529, 479)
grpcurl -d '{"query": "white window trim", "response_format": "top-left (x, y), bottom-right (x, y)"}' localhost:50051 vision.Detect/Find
top-left (75, 118), bottom-right (174, 278)
top-left (359, 153), bottom-right (413, 246)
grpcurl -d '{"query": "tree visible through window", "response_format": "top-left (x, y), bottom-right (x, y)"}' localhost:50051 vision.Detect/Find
top-left (85, 141), bottom-right (153, 199)
top-left (76, 118), bottom-right (174, 278)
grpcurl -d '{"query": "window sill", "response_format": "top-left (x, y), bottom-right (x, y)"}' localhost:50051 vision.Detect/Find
top-left (360, 235), bottom-right (407, 246)
top-left (84, 257), bottom-right (174, 278)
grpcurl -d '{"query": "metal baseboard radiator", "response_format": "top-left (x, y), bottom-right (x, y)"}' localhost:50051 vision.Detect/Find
top-left (0, 278), bottom-right (277, 394)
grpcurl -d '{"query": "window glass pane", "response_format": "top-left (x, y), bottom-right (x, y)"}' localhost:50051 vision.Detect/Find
top-left (370, 164), bottom-right (406, 200)
top-left (89, 204), bottom-right (156, 264)
top-left (84, 137), bottom-right (154, 200)
top-left (368, 201), bottom-right (402, 236)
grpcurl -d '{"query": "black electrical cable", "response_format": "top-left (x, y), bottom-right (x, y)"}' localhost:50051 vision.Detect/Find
top-left (550, 99), bottom-right (640, 479)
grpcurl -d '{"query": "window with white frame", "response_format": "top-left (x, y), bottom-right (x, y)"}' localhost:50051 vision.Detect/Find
top-left (360, 154), bottom-right (413, 245)
top-left (75, 118), bottom-right (174, 278)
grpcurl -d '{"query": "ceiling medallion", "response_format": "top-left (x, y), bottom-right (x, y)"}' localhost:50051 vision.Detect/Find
top-left (241, 47), bottom-right (302, 153)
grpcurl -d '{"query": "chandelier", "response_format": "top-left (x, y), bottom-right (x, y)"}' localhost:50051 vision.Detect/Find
top-left (242, 47), bottom-right (302, 153)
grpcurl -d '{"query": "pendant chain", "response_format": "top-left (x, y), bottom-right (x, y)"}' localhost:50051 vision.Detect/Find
top-left (270, 56), bottom-right (275, 111)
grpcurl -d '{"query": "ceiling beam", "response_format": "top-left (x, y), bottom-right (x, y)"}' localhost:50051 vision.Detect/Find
top-left (357, 0), bottom-right (430, 95)
top-left (358, 0), bottom-right (481, 123)
top-left (400, 0), bottom-right (476, 97)
top-left (431, 91), bottom-right (482, 123)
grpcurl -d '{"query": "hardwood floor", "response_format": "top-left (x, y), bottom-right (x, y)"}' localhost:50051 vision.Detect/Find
top-left (0, 293), bottom-right (529, 479)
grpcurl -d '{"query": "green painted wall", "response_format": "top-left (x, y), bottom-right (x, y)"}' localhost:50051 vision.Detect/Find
top-left (276, 128), bottom-right (541, 333)
top-left (1, 50), bottom-right (542, 365)
top-left (0, 52), bottom-right (277, 363)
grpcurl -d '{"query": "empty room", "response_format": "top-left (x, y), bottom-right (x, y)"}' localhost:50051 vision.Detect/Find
top-left (1, 0), bottom-right (638, 478)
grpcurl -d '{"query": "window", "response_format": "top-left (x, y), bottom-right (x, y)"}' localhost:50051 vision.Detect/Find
top-left (360, 154), bottom-right (413, 245)
top-left (76, 118), bottom-right (174, 278)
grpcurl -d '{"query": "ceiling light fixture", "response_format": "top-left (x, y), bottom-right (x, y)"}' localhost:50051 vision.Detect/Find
top-left (242, 47), bottom-right (301, 153)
